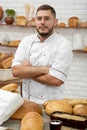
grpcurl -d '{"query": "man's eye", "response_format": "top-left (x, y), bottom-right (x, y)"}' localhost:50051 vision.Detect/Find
top-left (36, 17), bottom-right (42, 20)
top-left (45, 17), bottom-right (50, 20)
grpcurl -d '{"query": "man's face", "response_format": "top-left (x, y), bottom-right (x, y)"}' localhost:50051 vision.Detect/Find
top-left (35, 10), bottom-right (57, 36)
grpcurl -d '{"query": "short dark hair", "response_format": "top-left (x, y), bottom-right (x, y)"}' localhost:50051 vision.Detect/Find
top-left (36, 4), bottom-right (56, 17)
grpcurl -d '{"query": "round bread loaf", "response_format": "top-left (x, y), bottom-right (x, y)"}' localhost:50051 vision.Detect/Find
top-left (20, 112), bottom-right (44, 130)
top-left (73, 104), bottom-right (87, 117)
top-left (11, 99), bottom-right (42, 119)
top-left (45, 100), bottom-right (73, 115)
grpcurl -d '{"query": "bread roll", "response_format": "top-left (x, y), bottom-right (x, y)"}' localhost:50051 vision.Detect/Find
top-left (58, 23), bottom-right (66, 27)
top-left (1, 83), bottom-right (18, 92)
top-left (73, 104), bottom-right (87, 117)
top-left (20, 112), bottom-right (44, 130)
top-left (1, 55), bottom-right (14, 69)
top-left (45, 100), bottom-right (72, 115)
top-left (11, 100), bottom-right (42, 119)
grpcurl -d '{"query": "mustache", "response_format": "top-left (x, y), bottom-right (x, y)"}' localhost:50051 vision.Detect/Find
top-left (38, 25), bottom-right (48, 29)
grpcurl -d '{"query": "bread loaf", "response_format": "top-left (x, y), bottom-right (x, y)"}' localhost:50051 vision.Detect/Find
top-left (11, 100), bottom-right (42, 119)
top-left (20, 112), bottom-right (44, 130)
top-left (68, 16), bottom-right (79, 27)
top-left (16, 16), bottom-right (27, 26)
top-left (57, 23), bottom-right (66, 27)
top-left (1, 83), bottom-right (18, 92)
top-left (45, 100), bottom-right (73, 115)
top-left (73, 104), bottom-right (87, 117)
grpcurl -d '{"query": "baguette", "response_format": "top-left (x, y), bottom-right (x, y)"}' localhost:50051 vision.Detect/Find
top-left (45, 100), bottom-right (73, 115)
top-left (1, 83), bottom-right (18, 92)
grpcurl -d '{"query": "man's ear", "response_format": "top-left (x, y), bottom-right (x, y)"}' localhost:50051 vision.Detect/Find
top-left (54, 18), bottom-right (58, 27)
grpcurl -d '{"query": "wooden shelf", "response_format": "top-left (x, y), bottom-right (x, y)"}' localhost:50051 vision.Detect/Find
top-left (0, 23), bottom-right (87, 29)
top-left (0, 43), bottom-right (18, 48)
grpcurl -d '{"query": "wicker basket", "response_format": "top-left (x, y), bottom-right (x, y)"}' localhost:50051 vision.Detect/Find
top-left (0, 6), bottom-right (3, 20)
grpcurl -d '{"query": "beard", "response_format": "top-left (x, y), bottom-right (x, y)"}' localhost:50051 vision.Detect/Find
top-left (36, 26), bottom-right (54, 37)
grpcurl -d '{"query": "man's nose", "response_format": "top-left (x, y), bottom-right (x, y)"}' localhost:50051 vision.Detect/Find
top-left (41, 18), bottom-right (45, 23)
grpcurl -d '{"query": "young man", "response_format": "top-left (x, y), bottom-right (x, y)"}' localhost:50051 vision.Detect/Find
top-left (12, 4), bottom-right (73, 104)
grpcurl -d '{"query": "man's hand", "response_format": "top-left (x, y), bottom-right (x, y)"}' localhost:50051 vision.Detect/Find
top-left (21, 60), bottom-right (32, 66)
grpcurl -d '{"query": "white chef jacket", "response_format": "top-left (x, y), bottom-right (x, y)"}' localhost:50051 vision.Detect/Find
top-left (12, 33), bottom-right (73, 104)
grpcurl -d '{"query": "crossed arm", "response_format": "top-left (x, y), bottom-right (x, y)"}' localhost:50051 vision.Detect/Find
top-left (12, 60), bottom-right (63, 86)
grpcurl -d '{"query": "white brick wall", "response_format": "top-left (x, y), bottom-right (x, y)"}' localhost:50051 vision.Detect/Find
top-left (64, 51), bottom-right (87, 98)
top-left (0, 0), bottom-right (87, 98)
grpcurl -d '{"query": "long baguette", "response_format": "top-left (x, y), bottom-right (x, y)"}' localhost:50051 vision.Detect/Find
top-left (1, 83), bottom-right (18, 92)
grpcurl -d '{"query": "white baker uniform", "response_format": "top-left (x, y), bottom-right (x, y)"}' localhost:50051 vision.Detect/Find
top-left (12, 33), bottom-right (73, 104)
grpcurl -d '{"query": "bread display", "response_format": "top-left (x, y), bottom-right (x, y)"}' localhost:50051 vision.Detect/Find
top-left (11, 99), bottom-right (42, 119)
top-left (16, 16), bottom-right (27, 26)
top-left (20, 112), bottom-right (44, 130)
top-left (68, 16), bottom-right (79, 27)
top-left (0, 83), bottom-right (18, 92)
top-left (44, 98), bottom-right (87, 129)
top-left (44, 98), bottom-right (87, 116)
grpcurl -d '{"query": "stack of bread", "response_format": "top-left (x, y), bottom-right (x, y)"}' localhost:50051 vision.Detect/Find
top-left (43, 98), bottom-right (87, 129)
top-left (43, 98), bottom-right (87, 117)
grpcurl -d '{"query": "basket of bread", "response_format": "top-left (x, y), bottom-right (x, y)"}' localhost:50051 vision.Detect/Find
top-left (0, 52), bottom-right (15, 81)
top-left (43, 98), bottom-right (87, 129)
